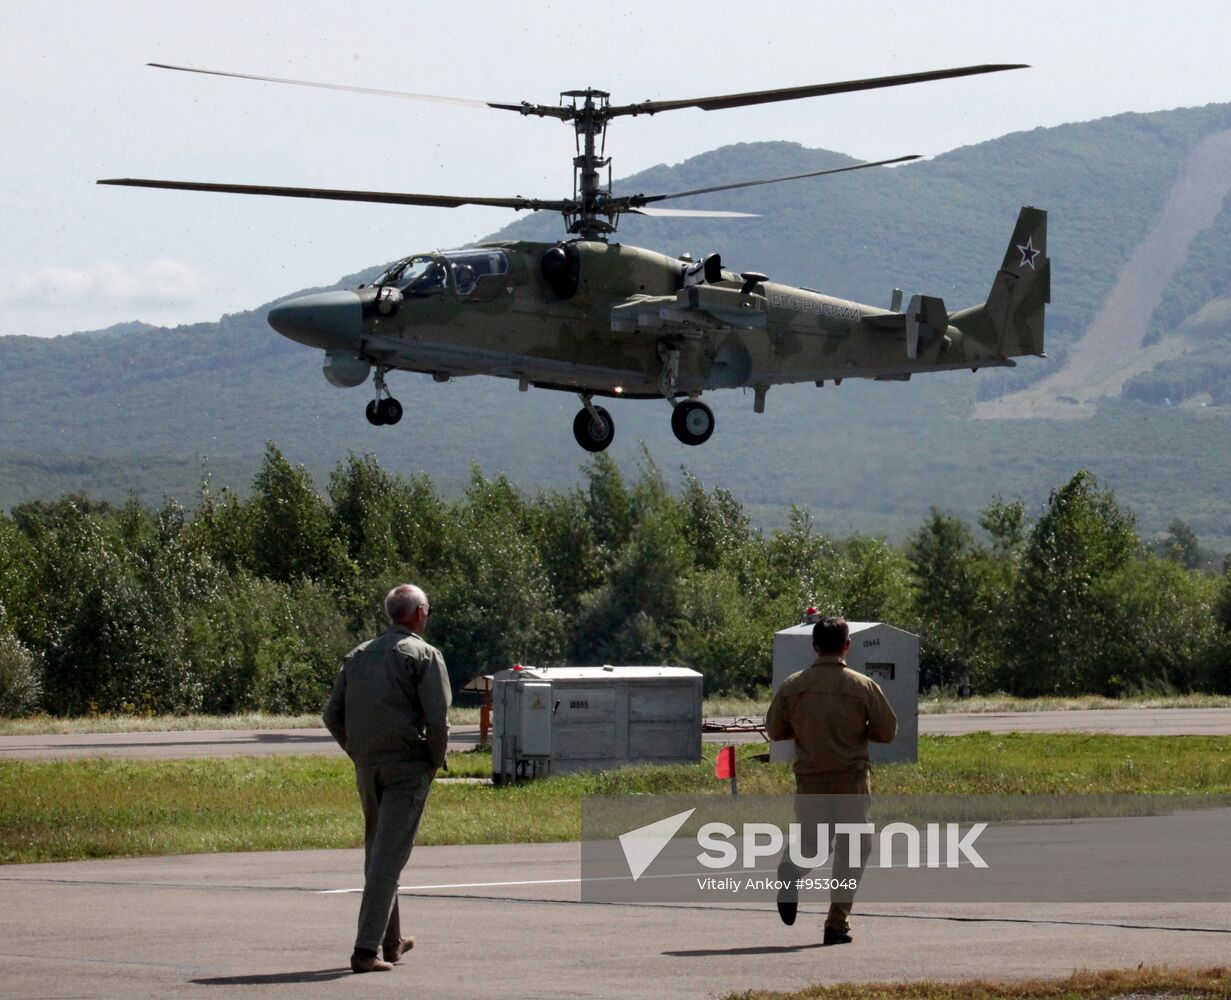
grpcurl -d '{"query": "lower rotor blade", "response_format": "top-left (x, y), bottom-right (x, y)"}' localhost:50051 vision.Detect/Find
top-left (632, 155), bottom-right (920, 205)
top-left (97, 178), bottom-right (561, 212)
top-left (629, 207), bottom-right (759, 218)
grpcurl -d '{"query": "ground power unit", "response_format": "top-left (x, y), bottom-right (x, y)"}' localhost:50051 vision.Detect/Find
top-left (770, 620), bottom-right (919, 764)
top-left (490, 665), bottom-right (703, 782)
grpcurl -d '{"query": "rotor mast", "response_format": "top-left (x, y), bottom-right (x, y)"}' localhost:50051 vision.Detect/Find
top-left (566, 89), bottom-right (614, 241)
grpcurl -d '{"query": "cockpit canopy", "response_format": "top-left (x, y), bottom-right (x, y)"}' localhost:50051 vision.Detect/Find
top-left (376, 249), bottom-right (508, 298)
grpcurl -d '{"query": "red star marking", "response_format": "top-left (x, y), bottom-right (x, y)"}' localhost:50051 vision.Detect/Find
top-left (1017, 237), bottom-right (1040, 270)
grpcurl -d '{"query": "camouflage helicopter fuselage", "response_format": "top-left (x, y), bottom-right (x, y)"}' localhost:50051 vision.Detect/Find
top-left (268, 206), bottom-right (1048, 446)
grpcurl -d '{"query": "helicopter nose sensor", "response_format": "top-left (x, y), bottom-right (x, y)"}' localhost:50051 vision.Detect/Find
top-left (267, 290), bottom-right (363, 348)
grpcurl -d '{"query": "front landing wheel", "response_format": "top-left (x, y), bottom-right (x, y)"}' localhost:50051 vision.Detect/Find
top-left (573, 405), bottom-right (614, 452)
top-left (671, 400), bottom-right (715, 446)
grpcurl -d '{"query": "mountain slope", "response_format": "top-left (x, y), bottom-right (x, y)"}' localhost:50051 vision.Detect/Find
top-left (976, 127), bottom-right (1231, 417)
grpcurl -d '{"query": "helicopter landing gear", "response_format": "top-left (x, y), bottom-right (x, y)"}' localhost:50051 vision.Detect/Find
top-left (671, 399), bottom-right (715, 446)
top-left (657, 343), bottom-right (680, 403)
top-left (365, 366), bottom-right (403, 426)
top-left (365, 397), bottom-right (403, 425)
top-left (573, 395), bottom-right (614, 452)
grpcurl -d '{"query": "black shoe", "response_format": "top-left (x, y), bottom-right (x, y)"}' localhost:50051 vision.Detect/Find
top-left (823, 927), bottom-right (853, 946)
top-left (776, 882), bottom-right (798, 926)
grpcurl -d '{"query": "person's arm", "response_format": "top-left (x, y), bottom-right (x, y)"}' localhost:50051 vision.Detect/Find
top-left (322, 667), bottom-right (348, 752)
top-left (866, 682), bottom-right (898, 744)
top-left (765, 686), bottom-right (793, 742)
top-left (418, 648), bottom-right (453, 769)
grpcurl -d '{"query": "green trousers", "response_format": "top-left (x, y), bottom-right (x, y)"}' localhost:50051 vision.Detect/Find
top-left (353, 759), bottom-right (434, 953)
top-left (778, 772), bottom-right (872, 933)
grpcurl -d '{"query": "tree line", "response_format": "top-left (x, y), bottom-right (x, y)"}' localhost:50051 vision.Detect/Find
top-left (1, 445), bottom-right (1229, 717)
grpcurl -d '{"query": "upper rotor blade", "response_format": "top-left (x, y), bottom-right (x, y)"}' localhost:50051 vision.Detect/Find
top-left (147, 63), bottom-right (496, 109)
top-left (97, 178), bottom-right (563, 212)
top-left (611, 64), bottom-right (1028, 116)
top-left (630, 155), bottom-right (920, 206)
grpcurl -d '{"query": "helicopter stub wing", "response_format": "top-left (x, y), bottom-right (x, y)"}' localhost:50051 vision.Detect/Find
top-left (863, 295), bottom-right (949, 358)
top-left (610, 285), bottom-right (768, 335)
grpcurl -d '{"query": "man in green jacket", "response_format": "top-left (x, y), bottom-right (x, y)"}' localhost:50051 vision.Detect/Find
top-left (766, 616), bottom-right (897, 945)
top-left (323, 584), bottom-right (452, 973)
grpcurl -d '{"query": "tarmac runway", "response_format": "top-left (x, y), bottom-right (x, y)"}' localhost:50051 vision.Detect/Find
top-left (2, 709), bottom-right (1230, 762)
top-left (4, 713), bottom-right (1230, 996)
top-left (2, 841), bottom-right (1228, 999)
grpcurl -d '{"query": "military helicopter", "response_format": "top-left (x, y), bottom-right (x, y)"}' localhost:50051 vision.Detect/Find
top-left (99, 63), bottom-right (1048, 451)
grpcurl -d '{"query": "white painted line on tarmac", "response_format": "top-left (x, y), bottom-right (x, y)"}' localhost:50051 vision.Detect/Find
top-left (321, 877), bottom-right (585, 893)
top-left (319, 865), bottom-right (789, 893)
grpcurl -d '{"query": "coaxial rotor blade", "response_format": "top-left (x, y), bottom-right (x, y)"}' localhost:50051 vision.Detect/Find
top-left (148, 63), bottom-right (498, 109)
top-left (97, 177), bottom-right (566, 212)
top-left (625, 155), bottom-right (919, 207)
top-left (610, 64), bottom-right (1028, 116)
top-left (628, 206), bottom-right (759, 218)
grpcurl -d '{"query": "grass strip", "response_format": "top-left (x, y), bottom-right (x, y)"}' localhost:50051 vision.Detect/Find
top-left (917, 693), bottom-right (1231, 714)
top-left (0, 708), bottom-right (477, 735)
top-left (5, 693), bottom-right (1231, 736)
top-left (3, 734), bottom-right (1230, 865)
top-left (723, 965), bottom-right (1231, 999)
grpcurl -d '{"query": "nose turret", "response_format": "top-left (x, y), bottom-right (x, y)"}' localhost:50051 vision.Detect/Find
top-left (267, 290), bottom-right (363, 348)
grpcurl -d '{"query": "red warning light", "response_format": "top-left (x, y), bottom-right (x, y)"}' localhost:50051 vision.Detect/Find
top-left (806, 607), bottom-right (818, 616)
top-left (513, 664), bottom-right (523, 671)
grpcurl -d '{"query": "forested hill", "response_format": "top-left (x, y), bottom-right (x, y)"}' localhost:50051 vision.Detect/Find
top-left (3, 102), bottom-right (1231, 549)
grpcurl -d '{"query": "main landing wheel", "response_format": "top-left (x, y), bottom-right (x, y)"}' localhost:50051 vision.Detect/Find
top-left (365, 397), bottom-right (404, 426)
top-left (573, 405), bottom-right (614, 452)
top-left (379, 397), bottom-right (404, 425)
top-left (671, 400), bottom-right (715, 446)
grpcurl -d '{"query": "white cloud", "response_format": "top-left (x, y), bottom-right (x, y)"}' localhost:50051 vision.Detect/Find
top-left (0, 258), bottom-right (209, 308)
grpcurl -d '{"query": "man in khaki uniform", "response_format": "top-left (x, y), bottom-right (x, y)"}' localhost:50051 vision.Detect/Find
top-left (323, 584), bottom-right (452, 973)
top-left (765, 616), bottom-right (897, 945)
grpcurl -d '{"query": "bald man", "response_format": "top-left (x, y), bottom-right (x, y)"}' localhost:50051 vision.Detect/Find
top-left (323, 584), bottom-right (452, 973)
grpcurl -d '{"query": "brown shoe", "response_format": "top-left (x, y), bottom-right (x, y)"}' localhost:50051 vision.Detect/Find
top-left (382, 937), bottom-right (415, 963)
top-left (350, 953), bottom-right (394, 973)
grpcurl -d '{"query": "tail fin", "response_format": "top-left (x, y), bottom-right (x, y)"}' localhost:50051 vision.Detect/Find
top-left (952, 206), bottom-right (1049, 359)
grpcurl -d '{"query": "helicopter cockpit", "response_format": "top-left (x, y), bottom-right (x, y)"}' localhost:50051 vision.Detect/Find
top-left (444, 249), bottom-right (507, 298)
top-left (377, 249), bottom-right (508, 299)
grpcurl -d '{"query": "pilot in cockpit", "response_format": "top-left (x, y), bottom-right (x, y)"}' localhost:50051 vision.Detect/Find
top-left (453, 263), bottom-right (478, 297)
top-left (405, 261), bottom-right (446, 296)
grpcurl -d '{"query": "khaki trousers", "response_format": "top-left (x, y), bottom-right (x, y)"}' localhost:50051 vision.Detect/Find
top-left (778, 772), bottom-right (872, 933)
top-left (353, 759), bottom-right (434, 953)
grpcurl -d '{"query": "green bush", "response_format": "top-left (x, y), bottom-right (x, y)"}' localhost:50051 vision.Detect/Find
top-left (0, 628), bottom-right (41, 717)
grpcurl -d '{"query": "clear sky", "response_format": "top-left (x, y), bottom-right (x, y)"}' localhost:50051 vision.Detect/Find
top-left (4, 0), bottom-right (1230, 338)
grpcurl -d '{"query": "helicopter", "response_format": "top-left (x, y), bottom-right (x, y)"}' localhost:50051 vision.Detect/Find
top-left (99, 63), bottom-right (1048, 451)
